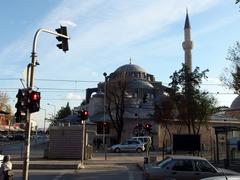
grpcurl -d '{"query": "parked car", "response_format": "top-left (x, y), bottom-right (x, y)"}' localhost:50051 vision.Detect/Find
top-left (201, 176), bottom-right (240, 180)
top-left (13, 134), bottom-right (25, 141)
top-left (143, 155), bottom-right (239, 180)
top-left (0, 134), bottom-right (8, 141)
top-left (130, 136), bottom-right (151, 144)
top-left (110, 140), bottom-right (145, 153)
top-left (6, 134), bottom-right (14, 141)
top-left (130, 136), bottom-right (152, 149)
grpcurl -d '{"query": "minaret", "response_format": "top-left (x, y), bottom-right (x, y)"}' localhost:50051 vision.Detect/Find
top-left (182, 9), bottom-right (193, 73)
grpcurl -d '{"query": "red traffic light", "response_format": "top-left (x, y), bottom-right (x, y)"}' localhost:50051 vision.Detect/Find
top-left (29, 90), bottom-right (41, 113)
top-left (80, 109), bottom-right (89, 120)
top-left (31, 92), bottom-right (40, 101)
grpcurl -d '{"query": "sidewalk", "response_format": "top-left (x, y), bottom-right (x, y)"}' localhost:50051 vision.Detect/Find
top-left (12, 152), bottom-right (146, 170)
top-left (12, 155), bottom-right (143, 170)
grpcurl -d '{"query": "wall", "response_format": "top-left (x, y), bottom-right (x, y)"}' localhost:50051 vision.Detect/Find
top-left (48, 125), bottom-right (83, 159)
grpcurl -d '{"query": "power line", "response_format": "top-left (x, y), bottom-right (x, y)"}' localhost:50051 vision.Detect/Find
top-left (0, 78), bottom-right (227, 86)
top-left (0, 78), bottom-right (100, 83)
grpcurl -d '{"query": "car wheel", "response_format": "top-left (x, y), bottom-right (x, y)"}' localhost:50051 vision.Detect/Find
top-left (136, 148), bottom-right (142, 153)
top-left (115, 148), bottom-right (121, 153)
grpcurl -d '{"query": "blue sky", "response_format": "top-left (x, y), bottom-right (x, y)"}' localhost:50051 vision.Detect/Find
top-left (1, 0), bottom-right (240, 128)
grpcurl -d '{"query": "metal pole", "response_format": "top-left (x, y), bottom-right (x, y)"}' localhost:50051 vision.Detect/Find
top-left (103, 72), bottom-right (107, 160)
top-left (22, 28), bottom-right (70, 180)
top-left (24, 29), bottom-right (56, 180)
top-left (47, 103), bottom-right (56, 117)
top-left (40, 108), bottom-right (47, 132)
top-left (22, 29), bottom-right (39, 179)
top-left (216, 133), bottom-right (219, 163)
top-left (81, 120), bottom-right (85, 167)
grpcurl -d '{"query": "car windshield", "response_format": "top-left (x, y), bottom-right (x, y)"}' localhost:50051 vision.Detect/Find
top-left (155, 157), bottom-right (172, 168)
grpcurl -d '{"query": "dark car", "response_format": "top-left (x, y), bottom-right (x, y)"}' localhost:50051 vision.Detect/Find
top-left (0, 134), bottom-right (8, 141)
top-left (13, 134), bottom-right (25, 141)
top-left (143, 155), bottom-right (239, 180)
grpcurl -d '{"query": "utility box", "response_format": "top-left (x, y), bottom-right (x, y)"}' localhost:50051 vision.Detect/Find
top-left (48, 125), bottom-right (83, 159)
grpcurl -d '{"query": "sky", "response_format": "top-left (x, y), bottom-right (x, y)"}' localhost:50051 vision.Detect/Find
top-left (0, 0), bottom-right (240, 128)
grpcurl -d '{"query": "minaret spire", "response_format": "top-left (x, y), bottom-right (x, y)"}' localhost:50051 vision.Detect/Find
top-left (182, 9), bottom-right (193, 73)
top-left (184, 8), bottom-right (191, 29)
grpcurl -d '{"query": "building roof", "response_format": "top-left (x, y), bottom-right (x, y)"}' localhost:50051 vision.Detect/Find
top-left (115, 63), bottom-right (146, 73)
top-left (89, 113), bottom-right (111, 122)
top-left (128, 79), bottom-right (153, 89)
top-left (230, 95), bottom-right (240, 110)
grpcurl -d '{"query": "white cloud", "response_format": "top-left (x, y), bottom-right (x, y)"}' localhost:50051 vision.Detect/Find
top-left (65, 92), bottom-right (82, 100)
top-left (59, 20), bottom-right (77, 27)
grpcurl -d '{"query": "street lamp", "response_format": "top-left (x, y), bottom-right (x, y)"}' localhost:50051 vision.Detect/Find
top-left (103, 72), bottom-right (107, 160)
top-left (40, 108), bottom-right (47, 132)
top-left (47, 103), bottom-right (56, 117)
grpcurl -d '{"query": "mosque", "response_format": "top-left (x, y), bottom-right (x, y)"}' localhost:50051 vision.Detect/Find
top-left (84, 11), bottom-right (240, 154)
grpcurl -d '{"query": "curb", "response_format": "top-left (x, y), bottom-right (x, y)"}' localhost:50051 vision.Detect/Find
top-left (12, 161), bottom-right (82, 170)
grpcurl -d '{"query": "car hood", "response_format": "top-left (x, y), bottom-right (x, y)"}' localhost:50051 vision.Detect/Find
top-left (111, 144), bottom-right (121, 148)
top-left (216, 168), bottom-right (240, 175)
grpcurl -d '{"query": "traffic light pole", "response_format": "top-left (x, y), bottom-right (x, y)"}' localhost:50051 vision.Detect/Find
top-left (23, 28), bottom-right (70, 180)
top-left (81, 120), bottom-right (86, 168)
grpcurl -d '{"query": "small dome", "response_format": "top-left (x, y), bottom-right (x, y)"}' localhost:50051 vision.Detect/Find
top-left (115, 64), bottom-right (146, 73)
top-left (230, 95), bottom-right (240, 110)
top-left (128, 80), bottom-right (153, 89)
top-left (92, 93), bottom-right (104, 98)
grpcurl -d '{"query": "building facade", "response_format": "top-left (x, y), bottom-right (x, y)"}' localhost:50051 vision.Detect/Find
top-left (82, 11), bottom-right (240, 154)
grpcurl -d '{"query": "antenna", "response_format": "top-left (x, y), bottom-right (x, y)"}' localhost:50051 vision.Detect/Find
top-left (20, 78), bottom-right (26, 88)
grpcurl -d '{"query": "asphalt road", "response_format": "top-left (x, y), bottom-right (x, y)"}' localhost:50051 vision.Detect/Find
top-left (12, 163), bottom-right (143, 180)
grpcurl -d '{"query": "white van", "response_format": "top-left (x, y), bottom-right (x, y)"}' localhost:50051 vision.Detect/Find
top-left (130, 136), bottom-right (151, 145)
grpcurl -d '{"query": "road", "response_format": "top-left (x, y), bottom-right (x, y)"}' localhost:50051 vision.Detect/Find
top-left (12, 163), bottom-right (143, 180)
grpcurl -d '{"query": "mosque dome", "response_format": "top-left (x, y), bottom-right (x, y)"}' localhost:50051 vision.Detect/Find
top-left (128, 79), bottom-right (153, 89)
top-left (115, 64), bottom-right (146, 73)
top-left (230, 95), bottom-right (240, 110)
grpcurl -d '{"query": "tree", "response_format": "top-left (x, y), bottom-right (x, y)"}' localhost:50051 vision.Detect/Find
top-left (168, 64), bottom-right (216, 134)
top-left (154, 96), bottom-right (175, 156)
top-left (0, 92), bottom-right (13, 125)
top-left (56, 102), bottom-right (71, 119)
top-left (220, 42), bottom-right (240, 94)
top-left (106, 79), bottom-right (127, 143)
top-left (49, 102), bottom-right (71, 126)
top-left (236, 0), bottom-right (239, 4)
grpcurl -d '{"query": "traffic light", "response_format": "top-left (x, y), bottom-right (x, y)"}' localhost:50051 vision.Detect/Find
top-left (15, 88), bottom-right (29, 123)
top-left (55, 25), bottom-right (69, 52)
top-left (144, 123), bottom-right (152, 135)
top-left (29, 90), bottom-right (41, 113)
top-left (15, 110), bottom-right (27, 123)
top-left (80, 109), bottom-right (89, 120)
top-left (15, 89), bottom-right (29, 114)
